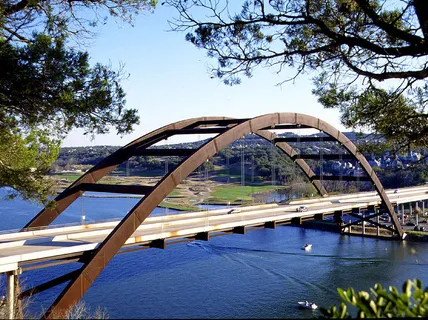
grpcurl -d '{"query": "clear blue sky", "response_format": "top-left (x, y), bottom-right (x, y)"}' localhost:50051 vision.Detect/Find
top-left (63, 5), bottom-right (345, 147)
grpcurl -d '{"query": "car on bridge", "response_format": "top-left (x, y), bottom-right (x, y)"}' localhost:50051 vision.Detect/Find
top-left (227, 209), bottom-right (241, 214)
top-left (296, 206), bottom-right (308, 212)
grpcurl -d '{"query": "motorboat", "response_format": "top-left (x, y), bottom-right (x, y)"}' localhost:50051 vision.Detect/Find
top-left (298, 301), bottom-right (318, 310)
top-left (302, 243), bottom-right (312, 251)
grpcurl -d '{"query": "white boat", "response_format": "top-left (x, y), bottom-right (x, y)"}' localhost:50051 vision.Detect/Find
top-left (302, 244), bottom-right (312, 251)
top-left (298, 301), bottom-right (318, 310)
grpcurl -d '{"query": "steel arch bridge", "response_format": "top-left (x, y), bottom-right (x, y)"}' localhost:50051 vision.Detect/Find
top-left (23, 113), bottom-right (403, 318)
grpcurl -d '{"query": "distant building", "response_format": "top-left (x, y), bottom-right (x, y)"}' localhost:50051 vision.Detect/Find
top-left (368, 159), bottom-right (381, 167)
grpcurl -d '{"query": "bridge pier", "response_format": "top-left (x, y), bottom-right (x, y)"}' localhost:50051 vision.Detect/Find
top-left (233, 226), bottom-right (247, 234)
top-left (6, 269), bottom-right (21, 320)
top-left (149, 239), bottom-right (166, 249)
top-left (314, 213), bottom-right (325, 220)
top-left (376, 212), bottom-right (380, 237)
top-left (291, 217), bottom-right (302, 225)
top-left (264, 221), bottom-right (277, 229)
top-left (347, 210), bottom-right (352, 233)
top-left (7, 271), bottom-right (15, 320)
top-left (368, 205), bottom-right (379, 236)
top-left (195, 232), bottom-right (210, 241)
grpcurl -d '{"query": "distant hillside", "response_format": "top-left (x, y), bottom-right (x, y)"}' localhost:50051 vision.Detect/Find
top-left (56, 131), bottom-right (376, 166)
top-left (53, 131), bottom-right (427, 190)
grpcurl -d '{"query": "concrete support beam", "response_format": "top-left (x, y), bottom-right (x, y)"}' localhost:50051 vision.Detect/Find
top-left (149, 239), bottom-right (166, 249)
top-left (233, 226), bottom-right (246, 235)
top-left (7, 271), bottom-right (15, 320)
top-left (314, 213), bottom-right (324, 220)
top-left (362, 212), bottom-right (365, 235)
top-left (291, 217), bottom-right (302, 225)
top-left (376, 214), bottom-right (380, 236)
top-left (264, 221), bottom-right (277, 229)
top-left (195, 232), bottom-right (210, 241)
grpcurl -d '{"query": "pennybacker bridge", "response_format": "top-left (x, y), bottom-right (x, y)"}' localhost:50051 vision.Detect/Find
top-left (1, 113), bottom-right (428, 319)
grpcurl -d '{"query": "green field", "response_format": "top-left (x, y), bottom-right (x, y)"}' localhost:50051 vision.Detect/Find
top-left (52, 173), bottom-right (82, 182)
top-left (209, 184), bottom-right (287, 204)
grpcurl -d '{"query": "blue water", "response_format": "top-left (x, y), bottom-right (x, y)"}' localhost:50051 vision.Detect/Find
top-left (1, 188), bottom-right (427, 318)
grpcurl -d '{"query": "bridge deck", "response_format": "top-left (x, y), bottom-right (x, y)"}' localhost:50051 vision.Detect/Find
top-left (1, 185), bottom-right (428, 274)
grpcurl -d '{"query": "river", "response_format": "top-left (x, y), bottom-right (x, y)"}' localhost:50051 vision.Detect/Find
top-left (0, 188), bottom-right (427, 318)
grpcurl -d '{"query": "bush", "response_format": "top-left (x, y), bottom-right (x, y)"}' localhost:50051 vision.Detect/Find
top-left (321, 279), bottom-right (428, 318)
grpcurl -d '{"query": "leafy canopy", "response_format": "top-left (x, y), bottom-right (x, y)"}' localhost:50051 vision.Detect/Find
top-left (167, 0), bottom-right (428, 150)
top-left (0, 0), bottom-right (157, 203)
top-left (321, 278), bottom-right (428, 318)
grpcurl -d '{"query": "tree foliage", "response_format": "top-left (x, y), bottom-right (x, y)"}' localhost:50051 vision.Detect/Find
top-left (167, 0), bottom-right (428, 149)
top-left (0, 0), bottom-right (157, 203)
top-left (321, 279), bottom-right (428, 318)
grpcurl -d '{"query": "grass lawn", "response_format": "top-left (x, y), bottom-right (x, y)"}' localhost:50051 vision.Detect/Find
top-left (209, 184), bottom-right (287, 204)
top-left (166, 189), bottom-right (182, 198)
top-left (52, 173), bottom-right (82, 182)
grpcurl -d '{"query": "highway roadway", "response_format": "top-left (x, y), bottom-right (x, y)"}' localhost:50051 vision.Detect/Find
top-left (1, 185), bottom-right (428, 274)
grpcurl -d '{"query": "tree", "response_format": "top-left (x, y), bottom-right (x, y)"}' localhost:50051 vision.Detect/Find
top-left (0, 0), bottom-right (157, 203)
top-left (321, 279), bottom-right (428, 318)
top-left (167, 0), bottom-right (428, 150)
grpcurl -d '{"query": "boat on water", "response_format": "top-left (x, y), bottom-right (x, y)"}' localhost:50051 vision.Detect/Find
top-left (302, 243), bottom-right (312, 251)
top-left (298, 301), bottom-right (318, 310)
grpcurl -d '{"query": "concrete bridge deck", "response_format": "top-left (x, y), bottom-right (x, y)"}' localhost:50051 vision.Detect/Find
top-left (1, 185), bottom-right (428, 275)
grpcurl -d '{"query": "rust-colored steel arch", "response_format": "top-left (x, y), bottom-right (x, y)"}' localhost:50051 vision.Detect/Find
top-left (38, 113), bottom-right (402, 318)
top-left (25, 117), bottom-right (326, 230)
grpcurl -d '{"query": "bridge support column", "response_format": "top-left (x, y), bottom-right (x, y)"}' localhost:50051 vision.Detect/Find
top-left (376, 212), bottom-right (380, 237)
top-left (362, 211), bottom-right (366, 235)
top-left (416, 202), bottom-right (420, 225)
top-left (195, 232), bottom-right (210, 241)
top-left (264, 221), bottom-right (276, 229)
top-left (233, 226), bottom-right (246, 234)
top-left (352, 208), bottom-right (361, 235)
top-left (368, 205), bottom-right (378, 237)
top-left (423, 201), bottom-right (426, 216)
top-left (291, 217), bottom-right (302, 225)
top-left (333, 211), bottom-right (343, 230)
top-left (6, 270), bottom-right (20, 320)
top-left (346, 210), bottom-right (352, 233)
top-left (314, 213), bottom-right (324, 220)
top-left (149, 239), bottom-right (166, 249)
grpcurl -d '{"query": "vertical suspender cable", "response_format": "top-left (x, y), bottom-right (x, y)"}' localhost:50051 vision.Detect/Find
top-left (241, 136), bottom-right (245, 204)
top-left (80, 195), bottom-right (85, 225)
top-left (320, 134), bottom-right (324, 196)
top-left (226, 149), bottom-right (230, 208)
top-left (251, 153), bottom-right (255, 204)
top-left (297, 125), bottom-right (301, 198)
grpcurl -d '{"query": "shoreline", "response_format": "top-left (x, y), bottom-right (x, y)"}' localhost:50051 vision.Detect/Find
top-left (296, 220), bottom-right (428, 242)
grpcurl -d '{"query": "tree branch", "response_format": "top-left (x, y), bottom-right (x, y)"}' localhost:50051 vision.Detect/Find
top-left (341, 54), bottom-right (428, 80)
top-left (355, 0), bottom-right (423, 45)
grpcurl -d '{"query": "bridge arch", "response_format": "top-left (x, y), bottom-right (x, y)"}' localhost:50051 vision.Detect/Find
top-left (30, 113), bottom-right (402, 318)
top-left (25, 117), bottom-right (326, 230)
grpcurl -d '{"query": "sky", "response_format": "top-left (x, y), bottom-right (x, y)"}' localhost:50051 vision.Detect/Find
top-left (62, 4), bottom-right (346, 147)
